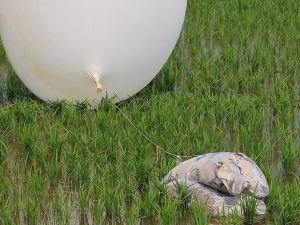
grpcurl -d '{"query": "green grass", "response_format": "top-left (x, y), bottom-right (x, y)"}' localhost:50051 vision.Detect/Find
top-left (191, 199), bottom-right (210, 225)
top-left (159, 197), bottom-right (177, 225)
top-left (0, 0), bottom-right (299, 224)
top-left (275, 178), bottom-right (300, 225)
top-left (241, 194), bottom-right (259, 225)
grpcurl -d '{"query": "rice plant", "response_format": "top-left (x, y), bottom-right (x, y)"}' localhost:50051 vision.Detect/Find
top-left (190, 199), bottom-right (209, 225)
top-left (44, 123), bottom-right (64, 163)
top-left (123, 196), bottom-right (141, 225)
top-left (0, 135), bottom-right (7, 163)
top-left (78, 185), bottom-right (90, 215)
top-left (23, 196), bottom-right (39, 225)
top-left (222, 211), bottom-right (241, 225)
top-left (281, 137), bottom-right (298, 175)
top-left (0, 195), bottom-right (16, 225)
top-left (159, 197), bottom-right (177, 225)
top-left (174, 180), bottom-right (191, 211)
top-left (53, 189), bottom-right (71, 225)
top-left (241, 194), bottom-right (259, 225)
top-left (139, 182), bottom-right (158, 217)
top-left (18, 123), bottom-right (37, 163)
top-left (276, 178), bottom-right (300, 225)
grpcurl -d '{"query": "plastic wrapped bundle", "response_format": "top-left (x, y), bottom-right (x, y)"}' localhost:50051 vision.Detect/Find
top-left (163, 152), bottom-right (269, 216)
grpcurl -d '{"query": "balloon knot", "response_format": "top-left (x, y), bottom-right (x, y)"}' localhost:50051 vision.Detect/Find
top-left (91, 73), bottom-right (103, 93)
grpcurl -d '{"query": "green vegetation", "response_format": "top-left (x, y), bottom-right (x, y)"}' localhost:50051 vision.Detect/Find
top-left (191, 199), bottom-right (210, 225)
top-left (0, 0), bottom-right (299, 224)
top-left (159, 197), bottom-right (178, 225)
top-left (175, 181), bottom-right (191, 211)
top-left (275, 178), bottom-right (300, 225)
top-left (241, 195), bottom-right (259, 225)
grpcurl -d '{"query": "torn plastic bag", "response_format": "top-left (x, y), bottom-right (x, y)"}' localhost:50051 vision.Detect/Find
top-left (163, 152), bottom-right (269, 198)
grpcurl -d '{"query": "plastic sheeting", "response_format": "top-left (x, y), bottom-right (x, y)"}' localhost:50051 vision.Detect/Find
top-left (163, 152), bottom-right (269, 216)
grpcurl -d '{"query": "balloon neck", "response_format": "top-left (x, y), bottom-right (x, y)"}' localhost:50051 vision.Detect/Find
top-left (91, 73), bottom-right (103, 93)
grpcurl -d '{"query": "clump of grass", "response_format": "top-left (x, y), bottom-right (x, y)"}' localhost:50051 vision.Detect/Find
top-left (190, 199), bottom-right (209, 225)
top-left (18, 124), bottom-right (37, 163)
top-left (74, 158), bottom-right (92, 187)
top-left (263, 167), bottom-right (281, 212)
top-left (46, 161), bottom-right (60, 187)
top-left (0, 193), bottom-right (16, 225)
top-left (78, 185), bottom-right (90, 214)
top-left (0, 166), bottom-right (17, 224)
top-left (44, 123), bottom-right (64, 162)
top-left (0, 136), bottom-right (7, 163)
top-left (241, 194), bottom-right (259, 225)
top-left (276, 178), bottom-right (300, 225)
top-left (140, 182), bottom-right (158, 217)
top-left (281, 137), bottom-right (298, 175)
top-left (23, 196), bottom-right (39, 225)
top-left (222, 210), bottom-right (241, 225)
top-left (122, 176), bottom-right (137, 205)
top-left (92, 198), bottom-right (105, 225)
top-left (174, 180), bottom-right (191, 211)
top-left (135, 159), bottom-right (153, 191)
top-left (47, 100), bottom-right (67, 116)
top-left (53, 189), bottom-right (71, 224)
top-left (155, 182), bottom-right (169, 206)
top-left (78, 185), bottom-right (90, 224)
top-left (123, 195), bottom-right (141, 225)
top-left (101, 179), bottom-right (125, 217)
top-left (75, 101), bottom-right (91, 114)
top-left (159, 197), bottom-right (177, 225)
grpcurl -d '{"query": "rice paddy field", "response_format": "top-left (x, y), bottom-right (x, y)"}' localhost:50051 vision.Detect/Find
top-left (0, 0), bottom-right (299, 224)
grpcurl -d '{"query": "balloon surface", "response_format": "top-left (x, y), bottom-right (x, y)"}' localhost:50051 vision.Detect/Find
top-left (0, 0), bottom-right (187, 103)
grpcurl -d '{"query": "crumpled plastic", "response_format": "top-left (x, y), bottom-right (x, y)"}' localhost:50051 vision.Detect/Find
top-left (166, 182), bottom-right (267, 216)
top-left (163, 152), bottom-right (269, 216)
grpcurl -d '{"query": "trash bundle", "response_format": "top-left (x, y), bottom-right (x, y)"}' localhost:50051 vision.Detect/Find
top-left (163, 152), bottom-right (269, 216)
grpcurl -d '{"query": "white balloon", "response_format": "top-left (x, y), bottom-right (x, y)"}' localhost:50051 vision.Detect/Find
top-left (0, 0), bottom-right (187, 103)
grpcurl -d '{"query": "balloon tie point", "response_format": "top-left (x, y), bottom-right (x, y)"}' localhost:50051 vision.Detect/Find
top-left (91, 73), bottom-right (103, 93)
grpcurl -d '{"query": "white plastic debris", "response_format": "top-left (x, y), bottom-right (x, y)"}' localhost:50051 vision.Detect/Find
top-left (163, 152), bottom-right (269, 216)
